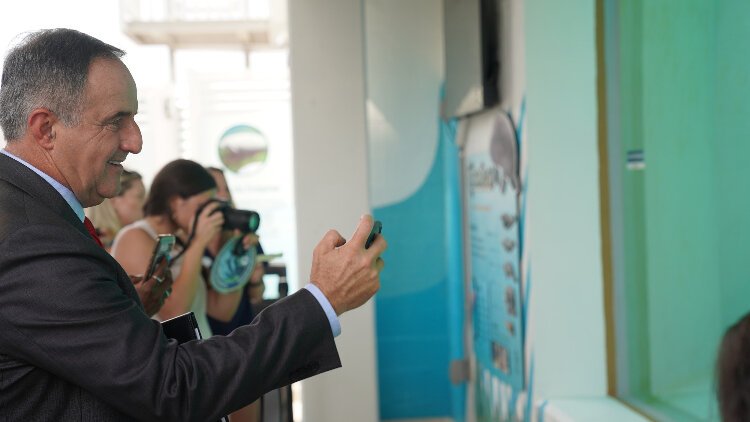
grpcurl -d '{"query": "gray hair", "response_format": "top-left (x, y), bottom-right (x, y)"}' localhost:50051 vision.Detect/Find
top-left (0, 28), bottom-right (125, 141)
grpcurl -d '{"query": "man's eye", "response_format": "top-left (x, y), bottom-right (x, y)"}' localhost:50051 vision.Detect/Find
top-left (107, 118), bottom-right (124, 130)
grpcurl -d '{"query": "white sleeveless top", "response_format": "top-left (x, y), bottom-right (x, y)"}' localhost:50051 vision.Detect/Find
top-left (112, 219), bottom-right (212, 338)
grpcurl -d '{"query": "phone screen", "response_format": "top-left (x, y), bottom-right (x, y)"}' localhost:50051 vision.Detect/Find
top-left (145, 234), bottom-right (176, 280)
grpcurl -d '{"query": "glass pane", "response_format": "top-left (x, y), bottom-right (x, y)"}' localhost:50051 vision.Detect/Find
top-left (610, 1), bottom-right (750, 420)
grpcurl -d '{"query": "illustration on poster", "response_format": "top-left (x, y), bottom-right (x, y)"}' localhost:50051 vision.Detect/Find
top-left (489, 112), bottom-right (520, 193)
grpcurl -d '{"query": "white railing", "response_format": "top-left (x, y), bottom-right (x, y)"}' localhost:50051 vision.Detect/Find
top-left (120, 0), bottom-right (270, 23)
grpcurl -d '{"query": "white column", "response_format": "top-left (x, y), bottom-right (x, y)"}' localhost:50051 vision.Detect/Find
top-left (288, 1), bottom-right (379, 421)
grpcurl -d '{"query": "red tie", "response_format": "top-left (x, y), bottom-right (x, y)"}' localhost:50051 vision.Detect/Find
top-left (83, 217), bottom-right (104, 249)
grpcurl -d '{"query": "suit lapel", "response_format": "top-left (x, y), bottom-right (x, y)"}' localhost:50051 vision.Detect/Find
top-left (0, 152), bottom-right (144, 305)
top-left (0, 152), bottom-right (89, 238)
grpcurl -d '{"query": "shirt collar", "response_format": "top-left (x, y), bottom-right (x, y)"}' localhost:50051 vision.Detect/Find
top-left (1, 149), bottom-right (85, 222)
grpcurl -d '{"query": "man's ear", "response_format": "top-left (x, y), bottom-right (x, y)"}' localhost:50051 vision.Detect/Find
top-left (27, 108), bottom-right (58, 150)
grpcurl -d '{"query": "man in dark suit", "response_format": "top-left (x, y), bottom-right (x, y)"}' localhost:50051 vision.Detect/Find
top-left (0, 29), bottom-right (386, 421)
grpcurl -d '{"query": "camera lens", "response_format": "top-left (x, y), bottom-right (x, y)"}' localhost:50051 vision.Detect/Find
top-left (222, 208), bottom-right (260, 233)
top-left (200, 199), bottom-right (259, 233)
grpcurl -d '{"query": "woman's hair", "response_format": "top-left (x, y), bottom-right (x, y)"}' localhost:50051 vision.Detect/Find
top-left (143, 159), bottom-right (216, 217)
top-left (717, 312), bottom-right (750, 422)
top-left (84, 168), bottom-right (143, 244)
top-left (119, 169), bottom-right (142, 195)
top-left (84, 199), bottom-right (119, 242)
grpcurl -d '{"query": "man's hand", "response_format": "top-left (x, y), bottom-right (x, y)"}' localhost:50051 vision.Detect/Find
top-left (310, 215), bottom-right (386, 315)
top-left (131, 259), bottom-right (173, 316)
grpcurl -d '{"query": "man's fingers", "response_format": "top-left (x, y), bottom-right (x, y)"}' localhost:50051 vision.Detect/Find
top-left (154, 258), bottom-right (174, 278)
top-left (350, 214), bottom-right (374, 247)
top-left (375, 257), bottom-right (385, 271)
top-left (153, 257), bottom-right (169, 276)
top-left (319, 229), bottom-right (346, 250)
top-left (334, 233), bottom-right (346, 248)
top-left (367, 233), bottom-right (387, 256)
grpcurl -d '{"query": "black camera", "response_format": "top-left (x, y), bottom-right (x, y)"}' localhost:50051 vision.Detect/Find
top-left (202, 199), bottom-right (260, 233)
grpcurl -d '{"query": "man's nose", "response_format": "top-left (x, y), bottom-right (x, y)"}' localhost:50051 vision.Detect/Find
top-left (121, 118), bottom-right (143, 154)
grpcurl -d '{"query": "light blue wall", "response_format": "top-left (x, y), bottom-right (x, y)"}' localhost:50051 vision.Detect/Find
top-left (366, 0), bottom-right (639, 419)
top-left (372, 133), bottom-right (462, 418)
top-left (364, 0), bottom-right (464, 419)
top-left (525, 0), bottom-right (608, 398)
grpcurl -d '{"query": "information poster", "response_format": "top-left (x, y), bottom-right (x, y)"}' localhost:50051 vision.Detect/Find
top-left (468, 112), bottom-right (523, 392)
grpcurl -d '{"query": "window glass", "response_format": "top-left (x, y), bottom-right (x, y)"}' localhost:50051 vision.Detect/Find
top-left (608, 1), bottom-right (750, 420)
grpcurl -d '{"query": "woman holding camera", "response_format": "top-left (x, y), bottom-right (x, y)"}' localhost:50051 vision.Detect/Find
top-left (112, 159), bottom-right (253, 335)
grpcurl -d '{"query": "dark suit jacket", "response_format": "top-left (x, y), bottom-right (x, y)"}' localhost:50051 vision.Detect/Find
top-left (0, 153), bottom-right (341, 421)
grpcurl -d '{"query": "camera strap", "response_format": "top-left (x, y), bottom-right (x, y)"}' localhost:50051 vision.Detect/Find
top-left (169, 210), bottom-right (201, 263)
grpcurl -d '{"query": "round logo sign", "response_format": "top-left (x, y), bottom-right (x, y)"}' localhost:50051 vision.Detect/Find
top-left (218, 124), bottom-right (268, 173)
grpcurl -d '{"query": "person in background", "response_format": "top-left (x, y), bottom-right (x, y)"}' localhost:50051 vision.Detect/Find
top-left (112, 159), bottom-right (250, 338)
top-left (207, 166), bottom-right (232, 205)
top-left (85, 168), bottom-right (144, 251)
top-left (248, 252), bottom-right (267, 306)
top-left (0, 28), bottom-right (385, 421)
top-left (86, 169), bottom-right (166, 316)
top-left (205, 166), bottom-right (264, 422)
top-left (205, 166), bottom-right (267, 322)
top-left (716, 311), bottom-right (750, 422)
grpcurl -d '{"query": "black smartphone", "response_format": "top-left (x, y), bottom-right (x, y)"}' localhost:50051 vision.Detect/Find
top-left (145, 234), bottom-right (176, 281)
top-left (365, 220), bottom-right (382, 249)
